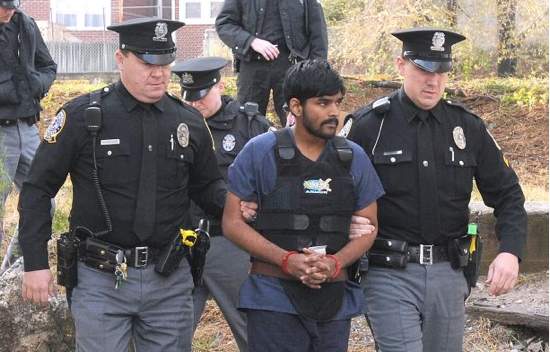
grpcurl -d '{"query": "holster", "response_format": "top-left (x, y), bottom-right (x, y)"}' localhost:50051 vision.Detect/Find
top-left (155, 231), bottom-right (188, 277)
top-left (447, 237), bottom-right (470, 270)
top-left (187, 226), bottom-right (210, 286)
top-left (348, 254), bottom-right (370, 284)
top-left (463, 236), bottom-right (483, 288)
top-left (56, 231), bottom-right (81, 290)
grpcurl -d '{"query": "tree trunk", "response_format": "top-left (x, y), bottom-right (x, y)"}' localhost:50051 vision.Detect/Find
top-left (447, 0), bottom-right (458, 27)
top-left (497, 0), bottom-right (518, 76)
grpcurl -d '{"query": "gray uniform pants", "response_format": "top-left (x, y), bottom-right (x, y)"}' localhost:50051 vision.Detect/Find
top-left (0, 120), bottom-right (40, 207)
top-left (362, 262), bottom-right (470, 352)
top-left (192, 236), bottom-right (249, 351)
top-left (71, 261), bottom-right (194, 352)
top-left (0, 121), bottom-right (54, 265)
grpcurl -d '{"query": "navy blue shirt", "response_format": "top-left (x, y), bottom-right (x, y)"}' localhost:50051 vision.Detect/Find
top-left (227, 130), bottom-right (384, 318)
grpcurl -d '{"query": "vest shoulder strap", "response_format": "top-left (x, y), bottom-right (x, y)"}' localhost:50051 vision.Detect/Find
top-left (274, 128), bottom-right (295, 160)
top-left (332, 136), bottom-right (353, 170)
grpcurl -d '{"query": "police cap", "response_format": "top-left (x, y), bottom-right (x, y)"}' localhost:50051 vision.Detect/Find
top-left (0, 0), bottom-right (20, 9)
top-left (172, 57), bottom-right (228, 101)
top-left (392, 27), bottom-right (466, 73)
top-left (107, 17), bottom-right (185, 65)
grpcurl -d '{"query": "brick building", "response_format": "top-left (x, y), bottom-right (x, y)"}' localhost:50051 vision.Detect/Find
top-left (19, 0), bottom-right (227, 72)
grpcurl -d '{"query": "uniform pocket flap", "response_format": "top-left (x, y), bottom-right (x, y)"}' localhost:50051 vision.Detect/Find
top-left (445, 150), bottom-right (477, 167)
top-left (97, 141), bottom-right (130, 158)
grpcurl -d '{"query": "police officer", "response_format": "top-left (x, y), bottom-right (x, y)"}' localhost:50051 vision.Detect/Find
top-left (215, 0), bottom-right (328, 127)
top-left (0, 0), bottom-right (56, 245)
top-left (172, 56), bottom-right (272, 352)
top-left (347, 28), bottom-right (527, 352)
top-left (222, 60), bottom-right (384, 352)
top-left (19, 17), bottom-right (226, 351)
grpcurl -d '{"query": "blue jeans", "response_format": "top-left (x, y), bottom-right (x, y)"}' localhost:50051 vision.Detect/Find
top-left (246, 309), bottom-right (351, 352)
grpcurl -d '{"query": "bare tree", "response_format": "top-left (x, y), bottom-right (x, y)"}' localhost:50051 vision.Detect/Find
top-left (447, 0), bottom-right (458, 27)
top-left (497, 0), bottom-right (518, 76)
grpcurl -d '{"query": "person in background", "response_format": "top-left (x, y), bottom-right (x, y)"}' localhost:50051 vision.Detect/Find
top-left (172, 56), bottom-right (272, 352)
top-left (0, 0), bottom-right (56, 257)
top-left (215, 0), bottom-right (328, 127)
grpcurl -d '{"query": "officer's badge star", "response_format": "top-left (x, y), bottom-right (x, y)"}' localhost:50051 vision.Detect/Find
top-left (44, 109), bottom-right (66, 144)
top-left (452, 126), bottom-right (466, 149)
top-left (430, 32), bottom-right (445, 52)
top-left (177, 123), bottom-right (189, 148)
top-left (153, 22), bottom-right (168, 42)
top-left (222, 134), bottom-right (236, 152)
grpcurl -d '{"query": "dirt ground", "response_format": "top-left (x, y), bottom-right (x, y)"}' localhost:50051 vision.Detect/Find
top-left (193, 272), bottom-right (549, 352)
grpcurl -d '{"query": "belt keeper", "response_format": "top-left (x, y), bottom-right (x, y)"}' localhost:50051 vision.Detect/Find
top-left (326, 254), bottom-right (341, 280)
top-left (280, 251), bottom-right (299, 275)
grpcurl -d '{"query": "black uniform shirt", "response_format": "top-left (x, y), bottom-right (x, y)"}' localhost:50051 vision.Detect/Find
top-left (207, 96), bottom-right (271, 180)
top-left (19, 81), bottom-right (226, 271)
top-left (348, 88), bottom-right (527, 258)
top-left (188, 96), bottom-right (271, 234)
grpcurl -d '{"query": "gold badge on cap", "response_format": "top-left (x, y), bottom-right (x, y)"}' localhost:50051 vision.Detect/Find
top-left (452, 126), bottom-right (466, 149)
top-left (431, 32), bottom-right (445, 52)
top-left (181, 73), bottom-right (194, 85)
top-left (177, 123), bottom-right (189, 148)
top-left (153, 22), bottom-right (168, 42)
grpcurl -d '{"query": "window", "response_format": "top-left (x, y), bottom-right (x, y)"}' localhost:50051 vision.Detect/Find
top-left (52, 0), bottom-right (111, 30)
top-left (181, 0), bottom-right (223, 24)
top-left (185, 2), bottom-right (201, 19)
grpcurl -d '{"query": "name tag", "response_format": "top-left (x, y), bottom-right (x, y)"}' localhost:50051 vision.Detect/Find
top-left (100, 139), bottom-right (120, 146)
top-left (383, 150), bottom-right (403, 156)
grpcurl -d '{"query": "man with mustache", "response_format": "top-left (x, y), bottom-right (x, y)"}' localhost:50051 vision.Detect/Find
top-left (222, 59), bottom-right (384, 351)
top-left (347, 28), bottom-right (527, 351)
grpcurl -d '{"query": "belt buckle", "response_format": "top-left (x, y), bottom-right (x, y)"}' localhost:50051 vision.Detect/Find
top-left (419, 244), bottom-right (433, 265)
top-left (134, 246), bottom-right (148, 268)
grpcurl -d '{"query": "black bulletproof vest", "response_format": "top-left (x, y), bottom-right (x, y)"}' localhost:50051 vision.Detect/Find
top-left (255, 128), bottom-right (355, 254)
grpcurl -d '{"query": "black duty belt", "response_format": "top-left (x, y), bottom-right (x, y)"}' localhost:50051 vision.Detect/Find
top-left (80, 237), bottom-right (160, 272)
top-left (0, 116), bottom-right (37, 127)
top-left (407, 244), bottom-right (449, 265)
top-left (369, 238), bottom-right (450, 268)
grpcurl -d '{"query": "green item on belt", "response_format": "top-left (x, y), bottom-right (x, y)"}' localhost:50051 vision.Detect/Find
top-left (467, 223), bottom-right (478, 236)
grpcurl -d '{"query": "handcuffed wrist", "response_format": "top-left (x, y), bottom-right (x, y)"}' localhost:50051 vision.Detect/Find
top-left (281, 251), bottom-right (299, 275)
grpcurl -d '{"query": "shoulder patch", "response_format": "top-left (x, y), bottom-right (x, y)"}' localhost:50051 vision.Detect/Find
top-left (337, 115), bottom-right (353, 137)
top-left (44, 109), bottom-right (66, 144)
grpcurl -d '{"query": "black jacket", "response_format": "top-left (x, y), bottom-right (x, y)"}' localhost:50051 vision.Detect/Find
top-left (215, 0), bottom-right (328, 61)
top-left (0, 10), bottom-right (57, 119)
